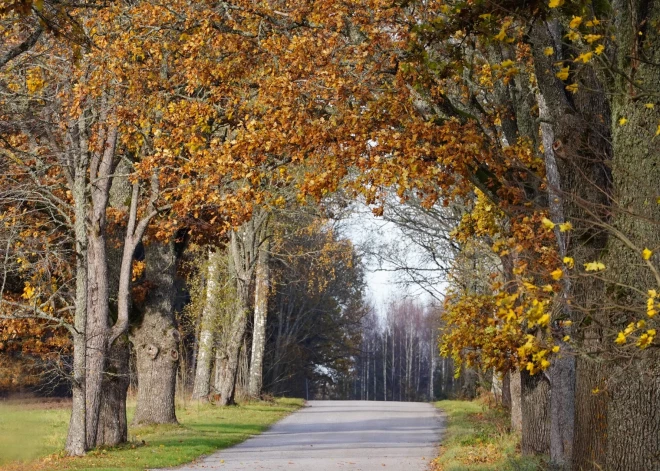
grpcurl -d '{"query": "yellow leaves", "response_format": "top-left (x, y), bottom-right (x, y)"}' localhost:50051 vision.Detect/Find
top-left (585, 18), bottom-right (601, 27)
top-left (584, 34), bottom-right (603, 44)
top-left (637, 329), bottom-right (655, 349)
top-left (541, 217), bottom-right (555, 230)
top-left (566, 30), bottom-right (580, 41)
top-left (575, 52), bottom-right (593, 63)
top-left (584, 261), bottom-right (606, 271)
top-left (569, 17), bottom-right (583, 29)
top-left (642, 248), bottom-right (653, 260)
top-left (131, 260), bottom-right (145, 281)
top-left (544, 47), bottom-right (554, 56)
top-left (21, 283), bottom-right (35, 300)
top-left (595, 44), bottom-right (605, 55)
top-left (647, 295), bottom-right (657, 318)
top-left (548, 0), bottom-right (564, 8)
top-left (645, 103), bottom-right (655, 109)
top-left (615, 332), bottom-right (627, 344)
top-left (500, 59), bottom-right (515, 68)
top-left (551, 268), bottom-right (563, 280)
top-left (618, 117), bottom-right (628, 126)
top-left (26, 68), bottom-right (45, 94)
top-left (552, 345), bottom-right (560, 353)
top-left (655, 123), bottom-right (660, 137)
top-left (563, 256), bottom-right (575, 269)
top-left (494, 20), bottom-right (512, 42)
top-left (542, 284), bottom-right (554, 292)
top-left (523, 282), bottom-right (537, 291)
top-left (565, 83), bottom-right (579, 93)
top-left (556, 66), bottom-right (570, 81)
top-left (559, 222), bottom-right (573, 232)
top-left (624, 323), bottom-right (635, 335)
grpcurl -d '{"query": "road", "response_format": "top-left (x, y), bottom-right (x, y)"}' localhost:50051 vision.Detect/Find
top-left (159, 400), bottom-right (444, 471)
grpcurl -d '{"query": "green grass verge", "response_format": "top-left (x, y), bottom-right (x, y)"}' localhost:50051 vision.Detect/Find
top-left (432, 400), bottom-right (545, 471)
top-left (0, 397), bottom-right (303, 471)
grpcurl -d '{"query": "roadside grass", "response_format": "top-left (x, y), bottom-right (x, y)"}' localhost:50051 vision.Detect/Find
top-left (0, 397), bottom-right (303, 471)
top-left (432, 400), bottom-right (546, 471)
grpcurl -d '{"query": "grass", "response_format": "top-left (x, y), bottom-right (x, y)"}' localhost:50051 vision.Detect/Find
top-left (432, 399), bottom-right (546, 471)
top-left (0, 397), bottom-right (303, 471)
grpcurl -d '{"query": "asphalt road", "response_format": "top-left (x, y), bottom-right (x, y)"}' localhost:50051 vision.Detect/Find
top-left (159, 400), bottom-right (444, 471)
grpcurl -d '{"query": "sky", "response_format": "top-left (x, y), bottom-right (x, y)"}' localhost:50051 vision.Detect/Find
top-left (338, 202), bottom-right (444, 315)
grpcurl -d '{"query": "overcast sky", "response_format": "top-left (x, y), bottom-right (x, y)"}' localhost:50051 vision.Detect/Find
top-left (338, 202), bottom-right (444, 315)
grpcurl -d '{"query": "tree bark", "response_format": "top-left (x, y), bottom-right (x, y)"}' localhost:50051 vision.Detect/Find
top-left (248, 237), bottom-right (270, 399)
top-left (216, 282), bottom-right (249, 406)
top-left (521, 370), bottom-right (550, 455)
top-left (217, 212), bottom-right (268, 406)
top-left (131, 241), bottom-right (179, 425)
top-left (510, 370), bottom-right (522, 433)
top-left (85, 232), bottom-right (109, 449)
top-left (64, 158), bottom-right (89, 456)
top-left (192, 249), bottom-right (223, 401)
top-left (96, 335), bottom-right (129, 446)
top-left (531, 20), bottom-right (612, 469)
top-left (605, 3), bottom-right (660, 468)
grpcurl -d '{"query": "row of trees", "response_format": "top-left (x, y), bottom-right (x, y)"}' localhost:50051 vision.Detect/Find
top-left (339, 300), bottom-right (474, 403)
top-left (2, 0), bottom-right (659, 469)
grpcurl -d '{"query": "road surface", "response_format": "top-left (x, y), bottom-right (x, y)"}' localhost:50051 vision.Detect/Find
top-left (158, 400), bottom-right (444, 471)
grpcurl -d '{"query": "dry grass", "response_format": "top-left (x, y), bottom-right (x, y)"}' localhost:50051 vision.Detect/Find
top-left (432, 399), bottom-right (546, 471)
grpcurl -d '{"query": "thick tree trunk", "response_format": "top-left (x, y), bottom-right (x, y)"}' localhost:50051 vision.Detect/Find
top-left (96, 335), bottom-right (129, 446)
top-left (531, 19), bottom-right (613, 468)
top-left (605, 4), bottom-right (660, 468)
top-left (65, 170), bottom-right (88, 455)
top-left (573, 357), bottom-right (608, 471)
top-left (65, 332), bottom-right (87, 455)
top-left (248, 238), bottom-right (270, 398)
top-left (192, 249), bottom-right (222, 401)
top-left (217, 213), bottom-right (268, 405)
top-left (131, 242), bottom-right (179, 425)
top-left (520, 371), bottom-right (550, 454)
top-left (85, 233), bottom-right (109, 449)
top-left (216, 285), bottom-right (249, 406)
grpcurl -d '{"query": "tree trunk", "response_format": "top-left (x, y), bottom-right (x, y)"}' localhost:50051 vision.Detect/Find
top-left (85, 232), bottom-right (109, 449)
top-left (501, 371), bottom-right (511, 410)
top-left (573, 357), bottom-right (608, 471)
top-left (217, 282), bottom-right (249, 406)
top-left (428, 339), bottom-right (434, 401)
top-left (217, 213), bottom-right (268, 405)
top-left (65, 332), bottom-right (87, 455)
top-left (531, 20), bottom-right (613, 469)
top-left (96, 335), bottom-right (129, 446)
top-left (605, 4), bottom-right (660, 468)
top-left (248, 237), bottom-right (270, 398)
top-left (521, 370), bottom-right (550, 455)
top-left (510, 370), bottom-right (522, 433)
top-left (65, 166), bottom-right (88, 455)
top-left (131, 241), bottom-right (179, 425)
top-left (192, 249), bottom-right (222, 400)
top-left (382, 332), bottom-right (387, 401)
